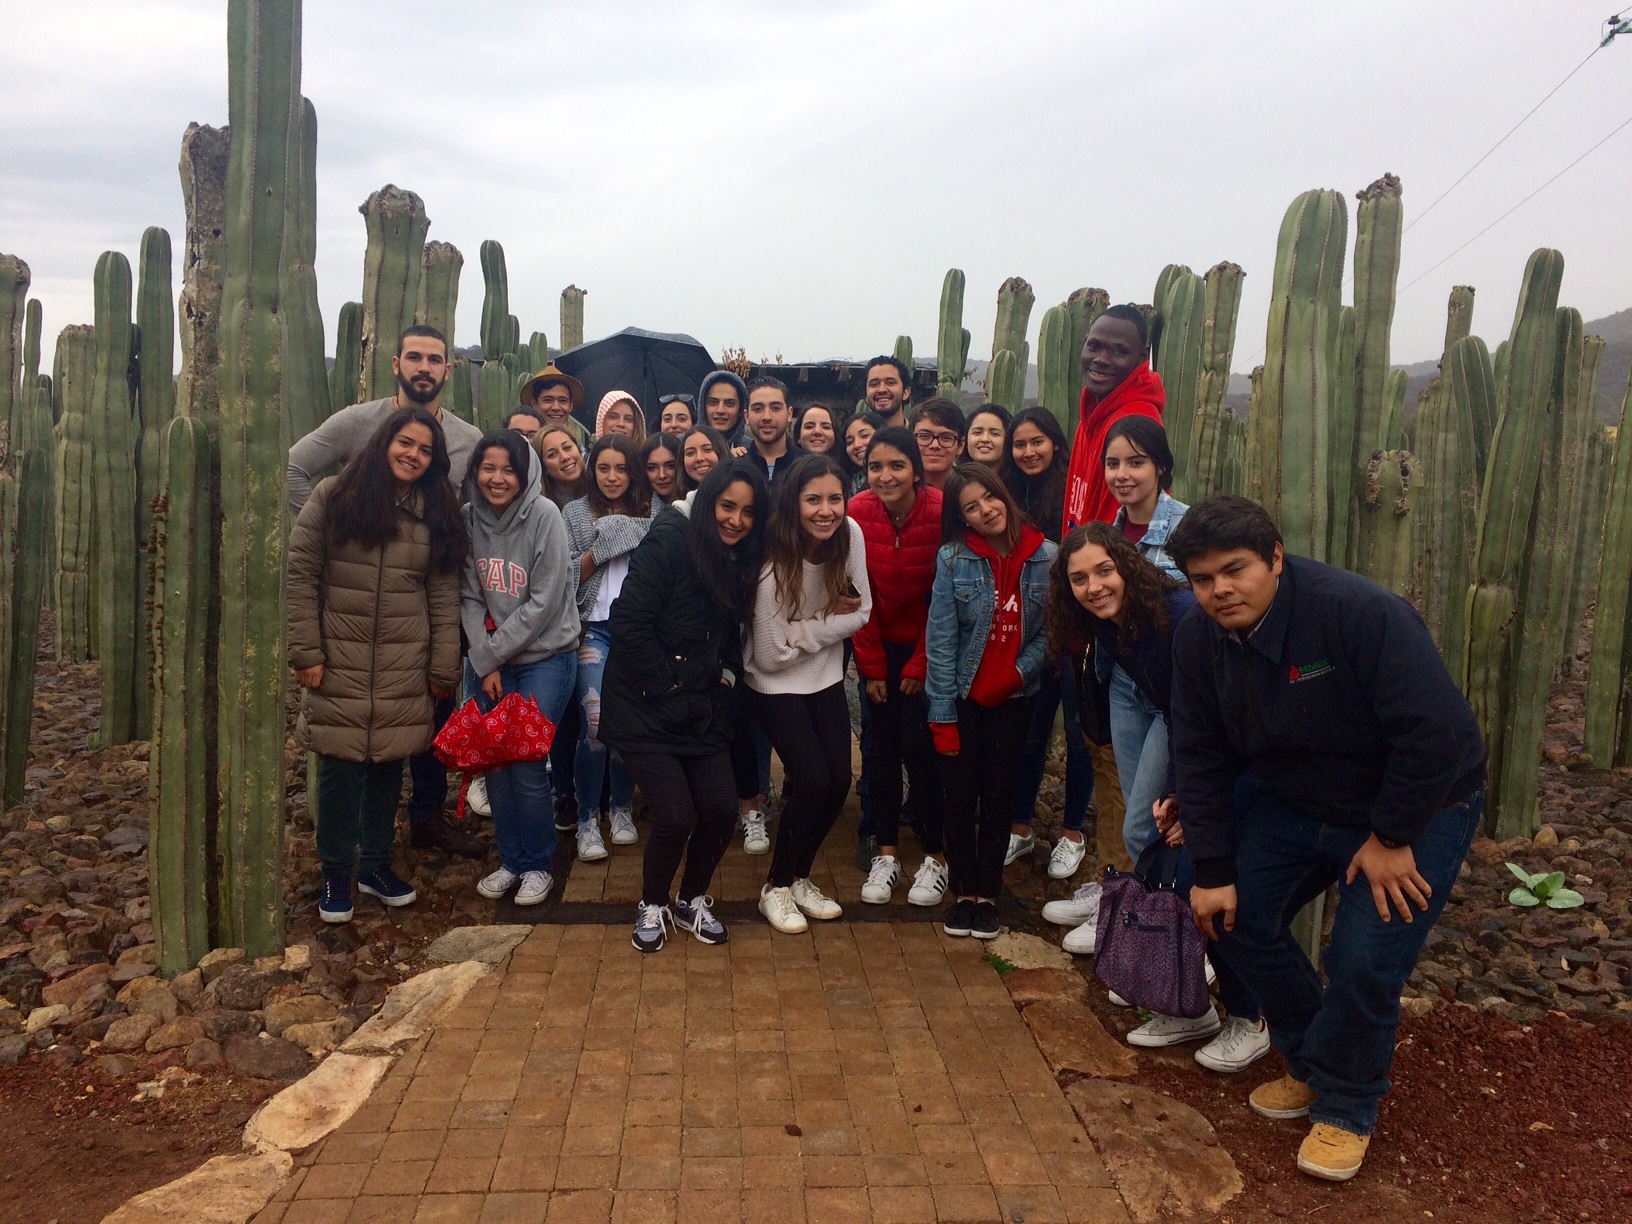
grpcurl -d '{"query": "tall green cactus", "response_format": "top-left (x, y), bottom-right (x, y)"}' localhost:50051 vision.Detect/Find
top-left (1356, 450), bottom-right (1421, 598)
top-left (477, 360), bottom-right (510, 434)
top-left (1554, 336), bottom-right (1606, 678)
top-left (282, 98), bottom-right (327, 440)
top-left (176, 122), bottom-right (231, 427)
top-left (893, 334), bottom-right (912, 375)
top-left (1586, 377), bottom-right (1632, 763)
top-left (0, 256), bottom-right (30, 806)
top-left (1459, 248), bottom-right (1564, 817)
top-left (988, 277), bottom-right (1034, 412)
top-left (505, 313), bottom-right (521, 356)
top-left (149, 416), bottom-right (216, 970)
top-left (479, 240), bottom-right (509, 359)
top-left (561, 285), bottom-right (585, 352)
top-left (1064, 288), bottom-right (1107, 413)
top-left (55, 326), bottom-right (96, 661)
top-left (416, 240), bottom-right (462, 344)
top-left (1183, 262), bottom-right (1245, 502)
top-left (1156, 269), bottom-right (1206, 496)
top-left (1413, 364), bottom-right (1479, 664)
top-left (2, 377), bottom-right (53, 808)
top-left (986, 350), bottom-right (1020, 412)
top-left (90, 250), bottom-right (140, 746)
top-left (330, 300), bottom-right (362, 413)
top-left (1329, 308), bottom-right (1359, 565)
top-left (1352, 173), bottom-right (1403, 460)
top-left (525, 331), bottom-right (549, 374)
top-left (1561, 422), bottom-right (1611, 678)
top-left (1037, 305), bottom-right (1072, 436)
top-left (1150, 264), bottom-right (1191, 365)
top-left (215, 0), bottom-right (300, 957)
top-left (446, 355), bottom-right (474, 424)
top-left (358, 184), bottom-right (428, 402)
top-left (1253, 188), bottom-right (1348, 561)
top-left (135, 228), bottom-right (176, 739)
top-left (1378, 369), bottom-right (1408, 453)
top-left (936, 268), bottom-right (970, 401)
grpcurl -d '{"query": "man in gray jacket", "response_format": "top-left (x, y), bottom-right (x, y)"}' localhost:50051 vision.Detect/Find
top-left (288, 323), bottom-right (485, 856)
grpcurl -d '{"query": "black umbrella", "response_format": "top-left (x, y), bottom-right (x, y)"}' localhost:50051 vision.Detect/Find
top-left (554, 327), bottom-right (718, 434)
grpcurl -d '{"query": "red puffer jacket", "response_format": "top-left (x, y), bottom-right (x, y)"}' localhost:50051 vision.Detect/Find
top-left (849, 486), bottom-right (944, 684)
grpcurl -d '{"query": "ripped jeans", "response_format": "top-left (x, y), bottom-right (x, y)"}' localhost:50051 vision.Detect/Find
top-left (574, 621), bottom-right (634, 822)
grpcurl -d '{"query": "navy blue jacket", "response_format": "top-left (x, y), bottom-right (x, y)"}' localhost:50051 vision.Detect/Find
top-left (1170, 555), bottom-right (1486, 888)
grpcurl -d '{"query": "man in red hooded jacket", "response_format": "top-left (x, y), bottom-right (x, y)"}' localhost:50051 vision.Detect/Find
top-left (1062, 305), bottom-right (1166, 534)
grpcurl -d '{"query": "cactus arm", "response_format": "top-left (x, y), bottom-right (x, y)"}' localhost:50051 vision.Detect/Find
top-left (1584, 370), bottom-right (1632, 762)
top-left (358, 185), bottom-right (429, 402)
top-left (935, 269), bottom-right (966, 401)
top-left (560, 285), bottom-right (586, 352)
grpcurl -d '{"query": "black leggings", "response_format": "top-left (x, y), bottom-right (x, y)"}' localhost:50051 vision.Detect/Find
top-left (943, 696), bottom-right (1032, 899)
top-left (751, 684), bottom-right (852, 888)
top-left (865, 641), bottom-right (944, 853)
top-left (624, 749), bottom-right (738, 906)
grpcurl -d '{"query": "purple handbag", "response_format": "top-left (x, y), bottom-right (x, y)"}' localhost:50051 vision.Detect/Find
top-left (1092, 844), bottom-right (1211, 1018)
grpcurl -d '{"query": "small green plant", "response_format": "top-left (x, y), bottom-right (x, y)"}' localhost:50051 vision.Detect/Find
top-left (983, 952), bottom-right (1016, 976)
top-left (1506, 862), bottom-right (1585, 909)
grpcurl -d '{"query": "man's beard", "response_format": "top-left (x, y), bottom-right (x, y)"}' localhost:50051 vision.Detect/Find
top-left (398, 370), bottom-right (446, 405)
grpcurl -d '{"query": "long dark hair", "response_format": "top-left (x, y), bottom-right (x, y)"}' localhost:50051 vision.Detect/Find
top-left (1046, 522), bottom-right (1180, 657)
top-left (464, 430), bottom-right (534, 508)
top-left (941, 463), bottom-right (1026, 553)
top-left (587, 433), bottom-right (652, 518)
top-left (678, 424), bottom-right (731, 494)
top-left (766, 454), bottom-right (851, 615)
top-left (687, 459), bottom-right (769, 621)
top-left (534, 424), bottom-right (587, 506)
top-left (327, 405), bottom-right (467, 573)
top-left (641, 432), bottom-right (683, 502)
top-left (1102, 415), bottom-right (1176, 491)
top-left (840, 409), bottom-right (885, 489)
top-left (1003, 408), bottom-right (1069, 537)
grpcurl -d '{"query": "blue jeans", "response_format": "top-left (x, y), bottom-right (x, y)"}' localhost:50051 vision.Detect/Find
top-left (472, 652), bottom-right (576, 873)
top-left (407, 694), bottom-right (456, 824)
top-left (1214, 778), bottom-right (1483, 1135)
top-left (1108, 664), bottom-right (1167, 862)
top-left (574, 622), bottom-right (633, 819)
top-left (1012, 663), bottom-right (1092, 832)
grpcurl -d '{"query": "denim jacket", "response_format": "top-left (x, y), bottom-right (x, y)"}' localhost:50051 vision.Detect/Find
top-left (1112, 491), bottom-right (1188, 582)
top-left (925, 536), bottom-right (1057, 724)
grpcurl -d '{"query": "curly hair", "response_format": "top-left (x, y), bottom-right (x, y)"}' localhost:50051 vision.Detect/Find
top-left (587, 433), bottom-right (652, 518)
top-left (764, 454), bottom-right (851, 616)
top-left (327, 405), bottom-right (468, 574)
top-left (1046, 522), bottom-right (1180, 657)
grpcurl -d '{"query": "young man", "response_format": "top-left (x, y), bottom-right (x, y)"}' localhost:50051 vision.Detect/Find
top-left (909, 399), bottom-right (966, 491)
top-left (862, 355), bottom-right (913, 428)
top-left (700, 370), bottom-right (749, 446)
top-left (1164, 495), bottom-right (1486, 1184)
top-left (506, 405), bottom-right (545, 441)
top-left (520, 364), bottom-right (591, 448)
top-left (286, 324), bottom-right (485, 858)
top-left (1061, 306), bottom-right (1165, 535)
top-left (743, 376), bottom-right (806, 489)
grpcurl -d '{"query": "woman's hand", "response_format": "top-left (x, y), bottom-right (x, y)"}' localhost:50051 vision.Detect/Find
top-left (579, 553), bottom-right (597, 584)
top-left (866, 679), bottom-right (888, 704)
top-left (1153, 796), bottom-right (1184, 846)
top-left (832, 594), bottom-right (862, 617)
top-left (482, 670), bottom-right (504, 703)
top-left (294, 664), bottom-right (324, 690)
top-left (898, 676), bottom-right (923, 696)
top-left (731, 445), bottom-right (748, 458)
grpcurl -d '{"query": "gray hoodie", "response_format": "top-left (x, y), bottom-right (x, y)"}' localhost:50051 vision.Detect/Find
top-left (460, 458), bottom-right (580, 677)
top-left (698, 370), bottom-right (749, 446)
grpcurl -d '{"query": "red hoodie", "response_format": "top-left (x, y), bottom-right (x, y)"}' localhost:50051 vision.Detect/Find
top-left (1061, 363), bottom-right (1166, 534)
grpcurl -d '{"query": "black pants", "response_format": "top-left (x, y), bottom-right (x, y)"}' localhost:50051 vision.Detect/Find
top-left (752, 684), bottom-right (852, 888)
top-left (728, 687), bottom-right (763, 803)
top-left (406, 695), bottom-right (455, 823)
top-left (624, 749), bottom-right (738, 906)
top-left (943, 696), bottom-right (1031, 899)
top-left (317, 756), bottom-right (404, 876)
top-left (865, 640), bottom-right (944, 853)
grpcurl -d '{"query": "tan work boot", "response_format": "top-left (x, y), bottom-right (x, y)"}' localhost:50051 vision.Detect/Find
top-left (1248, 1074), bottom-right (1317, 1119)
top-left (1297, 1122), bottom-right (1370, 1181)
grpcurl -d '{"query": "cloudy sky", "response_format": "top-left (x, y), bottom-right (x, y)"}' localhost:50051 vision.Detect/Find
top-left (4, 1), bottom-right (1630, 378)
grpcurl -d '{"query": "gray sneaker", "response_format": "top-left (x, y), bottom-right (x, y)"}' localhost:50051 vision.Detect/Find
top-left (855, 833), bottom-right (879, 873)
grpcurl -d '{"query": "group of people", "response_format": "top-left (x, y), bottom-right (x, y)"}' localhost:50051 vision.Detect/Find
top-left (284, 309), bottom-right (1487, 1185)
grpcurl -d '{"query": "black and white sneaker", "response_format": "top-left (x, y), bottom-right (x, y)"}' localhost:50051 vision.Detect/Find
top-left (970, 901), bottom-right (1001, 940)
top-left (673, 895), bottom-right (728, 945)
top-left (943, 898), bottom-right (974, 937)
top-left (632, 901), bottom-right (672, 953)
top-left (356, 868), bottom-right (417, 907)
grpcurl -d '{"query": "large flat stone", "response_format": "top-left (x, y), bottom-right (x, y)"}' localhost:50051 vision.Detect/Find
top-left (99, 1151), bottom-right (292, 1224)
top-left (341, 960), bottom-right (491, 1054)
top-left (1021, 996), bottom-right (1140, 1079)
top-left (988, 929), bottom-right (1075, 971)
top-left (1004, 967), bottom-right (1092, 1006)
top-left (244, 1052), bottom-right (393, 1154)
top-left (423, 924), bottom-right (531, 965)
top-left (1065, 1080), bottom-right (1241, 1224)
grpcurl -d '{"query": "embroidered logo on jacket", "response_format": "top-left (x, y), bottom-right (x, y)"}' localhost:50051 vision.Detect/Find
top-left (1287, 659), bottom-right (1333, 683)
top-left (476, 558), bottom-right (528, 596)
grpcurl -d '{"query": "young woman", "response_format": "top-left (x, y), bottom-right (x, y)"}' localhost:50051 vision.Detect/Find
top-left (745, 455), bottom-right (872, 933)
top-left (596, 390), bottom-right (647, 445)
top-left (840, 410), bottom-right (884, 496)
top-left (288, 407), bottom-right (466, 923)
top-left (1004, 405), bottom-right (1092, 878)
top-left (601, 460), bottom-right (769, 952)
top-left (926, 464), bottom-right (1055, 940)
top-left (1044, 524), bottom-right (1268, 1072)
top-left (679, 425), bottom-right (730, 495)
top-left (563, 435), bottom-right (656, 860)
top-left (536, 424), bottom-right (588, 508)
top-left (461, 431), bottom-right (579, 906)
top-left (909, 398), bottom-right (967, 490)
top-left (793, 403), bottom-right (838, 455)
top-left (658, 393), bottom-right (696, 436)
top-left (1103, 416), bottom-right (1188, 581)
top-left (849, 426), bottom-right (947, 908)
top-left (965, 404), bottom-right (1011, 470)
top-left (642, 432), bottom-right (683, 504)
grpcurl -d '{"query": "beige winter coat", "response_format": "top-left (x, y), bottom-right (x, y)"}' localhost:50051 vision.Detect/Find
top-left (288, 478), bottom-right (461, 762)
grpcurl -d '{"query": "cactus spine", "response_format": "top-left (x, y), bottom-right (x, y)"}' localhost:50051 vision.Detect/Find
top-left (1155, 269), bottom-right (1206, 497)
top-left (560, 285), bottom-right (585, 352)
top-left (358, 185), bottom-right (428, 403)
top-left (1356, 450), bottom-right (1421, 597)
top-left (330, 300), bottom-right (362, 413)
top-left (215, 0), bottom-right (300, 956)
top-left (135, 228), bottom-right (176, 738)
top-left (936, 268), bottom-right (971, 402)
top-left (416, 240), bottom-right (462, 344)
top-left (54, 326), bottom-right (96, 660)
top-left (988, 277), bottom-right (1034, 413)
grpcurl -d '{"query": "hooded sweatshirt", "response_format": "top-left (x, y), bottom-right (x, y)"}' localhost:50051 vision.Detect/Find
top-left (1061, 364), bottom-right (1166, 534)
top-left (460, 458), bottom-right (581, 678)
top-left (595, 390), bottom-right (646, 443)
top-left (698, 370), bottom-right (749, 447)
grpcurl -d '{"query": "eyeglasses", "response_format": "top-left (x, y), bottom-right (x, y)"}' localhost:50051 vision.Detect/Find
top-left (914, 431), bottom-right (960, 450)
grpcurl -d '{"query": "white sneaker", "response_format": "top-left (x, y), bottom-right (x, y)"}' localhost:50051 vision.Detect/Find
top-left (790, 878), bottom-right (842, 921)
top-left (1061, 918), bottom-right (1098, 956)
top-left (609, 807), bottom-right (638, 846)
top-left (741, 810), bottom-right (770, 855)
top-left (759, 884), bottom-right (808, 933)
top-left (576, 817), bottom-right (608, 862)
top-left (476, 867), bottom-right (518, 900)
top-left (1194, 1015), bottom-right (1271, 1073)
top-left (1042, 881), bottom-right (1103, 927)
top-left (1126, 1006), bottom-right (1222, 1048)
top-left (466, 773), bottom-right (492, 817)
top-left (1206, 959), bottom-right (1216, 987)
top-left (1047, 835), bottom-right (1086, 880)
top-left (907, 858), bottom-right (949, 907)
top-left (860, 855), bottom-right (901, 904)
top-left (1004, 831), bottom-right (1036, 865)
top-left (514, 870), bottom-right (553, 906)
top-left (1107, 991), bottom-right (1130, 1007)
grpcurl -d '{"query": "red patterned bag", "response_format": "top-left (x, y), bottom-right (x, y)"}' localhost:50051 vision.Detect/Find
top-left (432, 694), bottom-right (557, 819)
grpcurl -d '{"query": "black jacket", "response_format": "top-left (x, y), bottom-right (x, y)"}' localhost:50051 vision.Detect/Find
top-left (599, 508), bottom-right (744, 757)
top-left (1170, 555), bottom-right (1486, 888)
top-left (743, 442), bottom-right (808, 492)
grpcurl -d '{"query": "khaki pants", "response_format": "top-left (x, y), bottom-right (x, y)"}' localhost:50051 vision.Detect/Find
top-left (1090, 742), bottom-right (1131, 873)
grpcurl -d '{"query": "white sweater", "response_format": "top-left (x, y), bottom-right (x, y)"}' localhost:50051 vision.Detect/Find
top-left (744, 517), bottom-right (873, 695)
